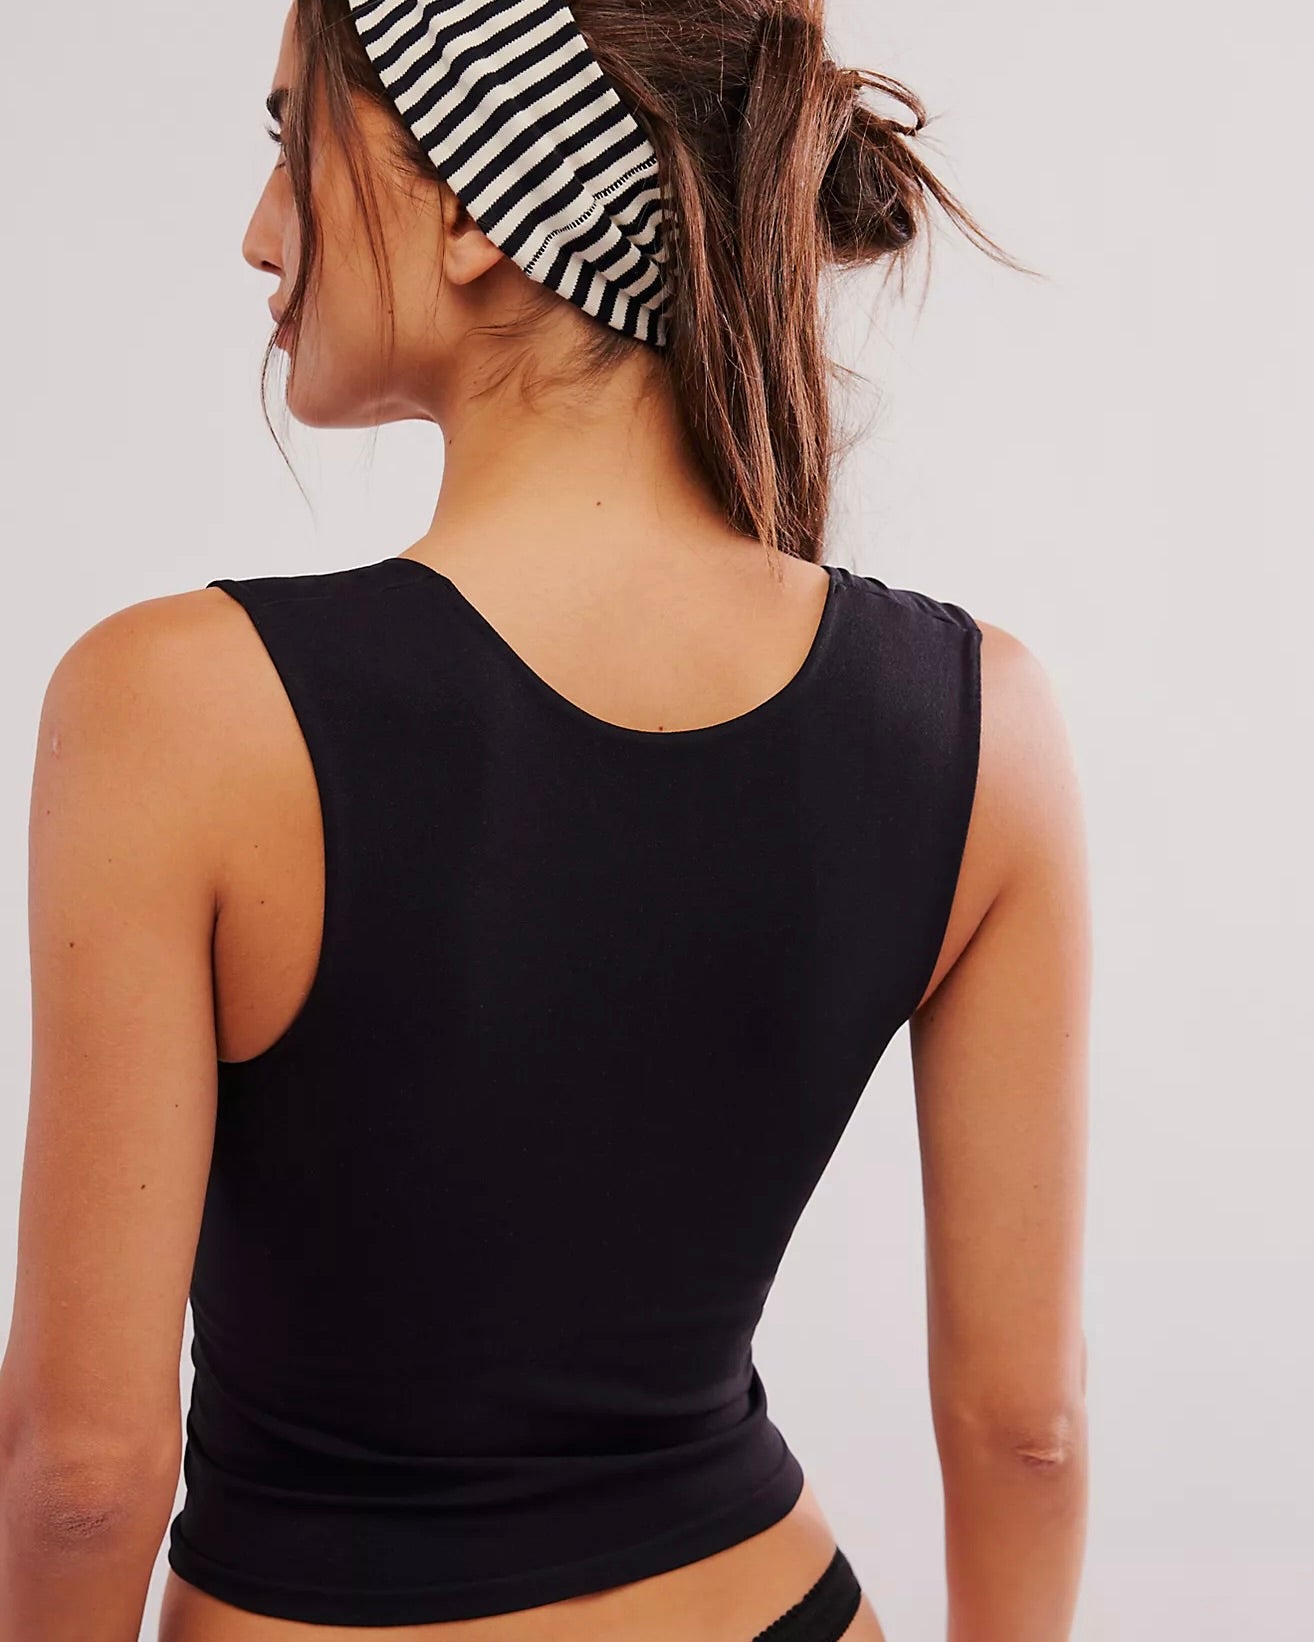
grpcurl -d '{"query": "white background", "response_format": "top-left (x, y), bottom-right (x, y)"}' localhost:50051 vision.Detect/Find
top-left (1, 2), bottom-right (1310, 1638)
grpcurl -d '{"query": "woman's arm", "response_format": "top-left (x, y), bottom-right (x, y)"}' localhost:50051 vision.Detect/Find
top-left (911, 620), bottom-right (1091, 1642)
top-left (0, 591), bottom-right (230, 1641)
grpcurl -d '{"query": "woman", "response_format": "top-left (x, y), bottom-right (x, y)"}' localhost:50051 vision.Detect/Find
top-left (0, 1), bottom-right (1090, 1638)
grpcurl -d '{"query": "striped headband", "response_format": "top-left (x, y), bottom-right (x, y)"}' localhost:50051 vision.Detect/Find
top-left (347, 0), bottom-right (671, 348)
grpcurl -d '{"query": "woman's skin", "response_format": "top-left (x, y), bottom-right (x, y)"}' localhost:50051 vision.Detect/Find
top-left (0, 7), bottom-right (1089, 1640)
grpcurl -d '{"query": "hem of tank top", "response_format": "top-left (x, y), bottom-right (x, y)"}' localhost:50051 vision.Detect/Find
top-left (165, 1444), bottom-right (806, 1622)
top-left (379, 553), bottom-right (847, 745)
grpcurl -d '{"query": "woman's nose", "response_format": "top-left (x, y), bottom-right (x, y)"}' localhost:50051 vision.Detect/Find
top-left (241, 177), bottom-right (285, 277)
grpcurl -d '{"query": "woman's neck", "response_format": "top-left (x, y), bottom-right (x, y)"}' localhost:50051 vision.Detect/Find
top-left (420, 345), bottom-right (754, 580)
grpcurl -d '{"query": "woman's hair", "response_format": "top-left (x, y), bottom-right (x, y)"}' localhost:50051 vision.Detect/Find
top-left (269, 0), bottom-right (1036, 562)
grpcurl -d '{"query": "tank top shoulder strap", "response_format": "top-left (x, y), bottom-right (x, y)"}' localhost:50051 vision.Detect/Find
top-left (822, 565), bottom-right (983, 1023)
top-left (829, 564), bottom-right (982, 677)
top-left (203, 557), bottom-right (465, 1066)
top-left (205, 556), bottom-right (458, 723)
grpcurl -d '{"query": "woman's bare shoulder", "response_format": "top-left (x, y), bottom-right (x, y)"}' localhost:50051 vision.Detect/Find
top-left (972, 615), bottom-right (1085, 927)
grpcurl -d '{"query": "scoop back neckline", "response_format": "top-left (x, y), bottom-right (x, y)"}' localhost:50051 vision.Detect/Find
top-left (383, 554), bottom-right (844, 745)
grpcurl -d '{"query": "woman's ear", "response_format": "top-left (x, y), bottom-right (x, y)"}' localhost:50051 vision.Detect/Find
top-left (439, 183), bottom-right (505, 287)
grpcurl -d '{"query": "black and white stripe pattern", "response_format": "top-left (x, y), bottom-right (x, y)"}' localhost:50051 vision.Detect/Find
top-left (347, 0), bottom-right (670, 347)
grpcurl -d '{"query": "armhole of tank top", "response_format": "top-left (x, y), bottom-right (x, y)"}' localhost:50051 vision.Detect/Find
top-left (206, 578), bottom-right (346, 1071)
top-left (900, 606), bottom-right (984, 1027)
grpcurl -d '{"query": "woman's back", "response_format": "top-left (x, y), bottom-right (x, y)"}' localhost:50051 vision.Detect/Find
top-left (160, 546), bottom-right (980, 1634)
top-left (0, 2), bottom-right (1088, 1637)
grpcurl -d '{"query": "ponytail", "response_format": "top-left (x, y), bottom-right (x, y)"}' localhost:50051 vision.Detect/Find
top-left (733, 9), bottom-right (852, 569)
top-left (579, 1), bottom-right (1039, 562)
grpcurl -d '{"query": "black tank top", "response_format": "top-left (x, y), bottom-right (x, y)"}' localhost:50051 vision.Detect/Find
top-left (165, 554), bottom-right (981, 1624)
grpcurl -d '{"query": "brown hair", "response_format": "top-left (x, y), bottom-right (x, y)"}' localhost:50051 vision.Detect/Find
top-left (267, 0), bottom-right (1039, 562)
